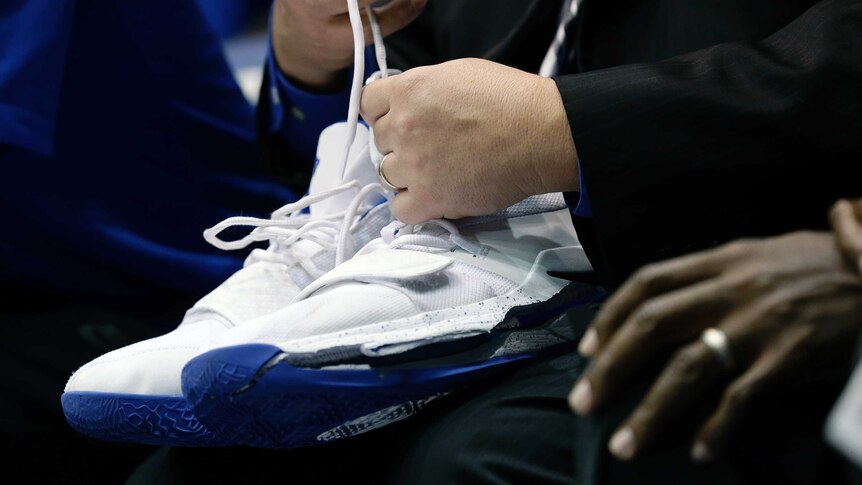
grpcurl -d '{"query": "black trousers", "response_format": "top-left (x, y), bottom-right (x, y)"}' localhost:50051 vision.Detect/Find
top-left (2, 292), bottom-right (852, 484)
top-left (125, 307), bottom-right (850, 485)
top-left (0, 292), bottom-right (176, 484)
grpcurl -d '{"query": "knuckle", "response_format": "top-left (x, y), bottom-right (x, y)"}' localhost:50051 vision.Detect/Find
top-left (668, 346), bottom-right (707, 385)
top-left (394, 70), bottom-right (422, 97)
top-left (749, 271), bottom-right (778, 292)
top-left (398, 151), bottom-right (419, 171)
top-left (769, 299), bottom-right (796, 320)
top-left (723, 383), bottom-right (752, 412)
top-left (721, 239), bottom-right (755, 259)
top-left (726, 268), bottom-right (775, 293)
top-left (631, 264), bottom-right (663, 290)
top-left (394, 110), bottom-right (419, 135)
top-left (630, 303), bottom-right (662, 336)
top-left (779, 231), bottom-right (818, 247)
top-left (590, 356), bottom-right (621, 388)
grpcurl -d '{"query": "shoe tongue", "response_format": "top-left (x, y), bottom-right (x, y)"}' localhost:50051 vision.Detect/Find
top-left (307, 122), bottom-right (377, 218)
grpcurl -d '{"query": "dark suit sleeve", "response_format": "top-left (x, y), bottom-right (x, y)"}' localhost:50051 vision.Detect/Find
top-left (556, 0), bottom-right (862, 285)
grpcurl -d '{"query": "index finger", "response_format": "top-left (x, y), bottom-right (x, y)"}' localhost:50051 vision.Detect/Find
top-left (607, 340), bottom-right (725, 461)
top-left (360, 76), bottom-right (396, 125)
top-left (572, 276), bottom-right (733, 415)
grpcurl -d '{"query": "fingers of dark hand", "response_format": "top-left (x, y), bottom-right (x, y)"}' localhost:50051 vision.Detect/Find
top-left (691, 324), bottom-right (811, 462)
top-left (830, 199), bottom-right (862, 271)
top-left (607, 341), bottom-right (726, 461)
top-left (584, 243), bottom-right (751, 358)
top-left (571, 277), bottom-right (733, 415)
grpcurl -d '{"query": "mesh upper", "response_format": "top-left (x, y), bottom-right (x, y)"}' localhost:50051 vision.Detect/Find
top-left (369, 261), bottom-right (517, 313)
top-left (208, 192), bottom-right (572, 350)
top-left (184, 203), bottom-right (391, 327)
top-left (458, 192), bottom-right (567, 227)
top-left (208, 260), bottom-right (519, 348)
top-left (65, 203), bottom-right (392, 396)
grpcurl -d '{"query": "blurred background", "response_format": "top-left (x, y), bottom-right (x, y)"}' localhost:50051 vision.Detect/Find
top-left (0, 1), bottom-right (288, 481)
top-left (199, 0), bottom-right (269, 104)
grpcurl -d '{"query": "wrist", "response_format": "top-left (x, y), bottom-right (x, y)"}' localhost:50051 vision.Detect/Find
top-left (531, 76), bottom-right (580, 194)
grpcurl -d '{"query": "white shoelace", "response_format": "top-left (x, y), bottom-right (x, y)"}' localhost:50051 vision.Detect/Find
top-left (200, 1), bottom-right (391, 278)
top-left (344, 1), bottom-right (480, 260)
top-left (366, 220), bottom-right (483, 257)
top-left (203, 1), bottom-right (479, 281)
top-left (340, 0), bottom-right (389, 178)
top-left (204, 182), bottom-right (389, 277)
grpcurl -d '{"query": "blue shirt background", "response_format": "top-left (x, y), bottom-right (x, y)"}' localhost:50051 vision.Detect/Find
top-left (0, 0), bottom-right (295, 303)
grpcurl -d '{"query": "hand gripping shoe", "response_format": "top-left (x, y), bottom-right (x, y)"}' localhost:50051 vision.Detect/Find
top-left (61, 122), bottom-right (390, 446)
top-left (180, 0), bottom-right (603, 448)
top-left (181, 193), bottom-right (604, 449)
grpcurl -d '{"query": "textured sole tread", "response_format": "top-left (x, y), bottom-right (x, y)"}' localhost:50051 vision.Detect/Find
top-left (61, 392), bottom-right (223, 446)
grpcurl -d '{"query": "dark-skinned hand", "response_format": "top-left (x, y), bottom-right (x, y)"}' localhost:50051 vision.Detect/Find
top-left (568, 231), bottom-right (862, 463)
top-left (831, 198), bottom-right (862, 275)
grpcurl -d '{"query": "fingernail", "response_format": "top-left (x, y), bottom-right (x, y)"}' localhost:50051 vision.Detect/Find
top-left (691, 442), bottom-right (713, 463)
top-left (579, 329), bottom-right (598, 356)
top-left (569, 380), bottom-right (593, 415)
top-left (609, 427), bottom-right (636, 461)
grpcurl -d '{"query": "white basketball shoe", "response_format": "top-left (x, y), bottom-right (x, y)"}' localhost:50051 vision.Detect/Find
top-left (61, 122), bottom-right (391, 445)
top-left (181, 190), bottom-right (600, 448)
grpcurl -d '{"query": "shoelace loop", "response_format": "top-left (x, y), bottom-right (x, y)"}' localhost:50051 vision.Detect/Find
top-left (380, 220), bottom-right (484, 256)
top-left (203, 181), bottom-right (388, 277)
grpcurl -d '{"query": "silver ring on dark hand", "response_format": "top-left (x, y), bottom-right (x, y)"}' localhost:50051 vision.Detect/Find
top-left (378, 152), bottom-right (404, 192)
top-left (701, 327), bottom-right (735, 370)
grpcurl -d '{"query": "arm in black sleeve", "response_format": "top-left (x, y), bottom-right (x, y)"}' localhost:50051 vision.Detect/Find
top-left (557, 0), bottom-right (862, 285)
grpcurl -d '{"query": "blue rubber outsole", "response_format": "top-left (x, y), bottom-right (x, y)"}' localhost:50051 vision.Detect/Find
top-left (181, 282), bottom-right (607, 449)
top-left (62, 283), bottom-right (605, 448)
top-left (182, 344), bottom-right (536, 449)
top-left (60, 391), bottom-right (225, 446)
